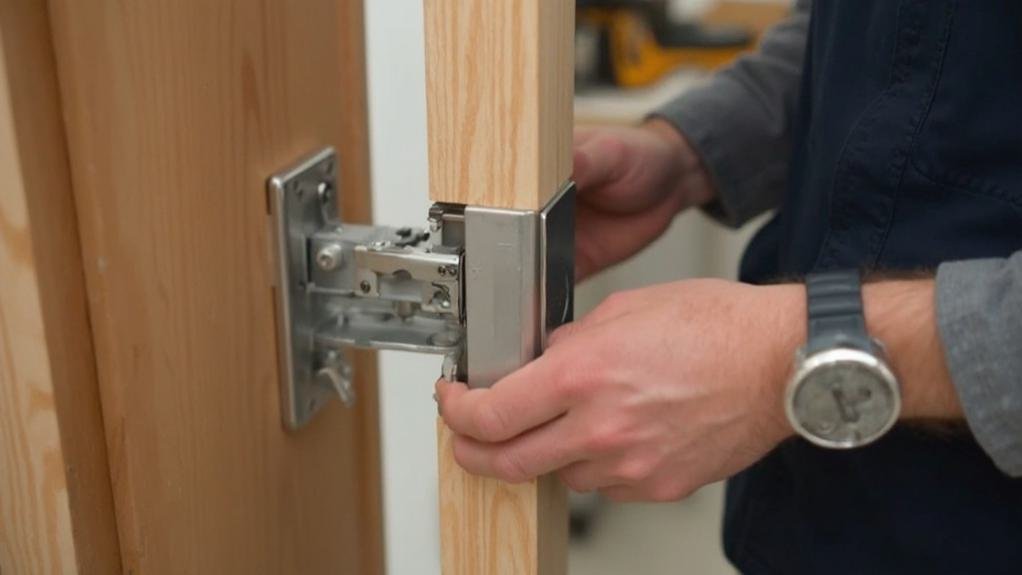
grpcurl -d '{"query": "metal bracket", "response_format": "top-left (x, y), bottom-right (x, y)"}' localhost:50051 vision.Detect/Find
top-left (268, 148), bottom-right (574, 429)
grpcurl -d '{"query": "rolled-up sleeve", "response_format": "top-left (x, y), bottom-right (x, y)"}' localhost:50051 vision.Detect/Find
top-left (651, 0), bottom-right (812, 227)
top-left (936, 250), bottom-right (1022, 477)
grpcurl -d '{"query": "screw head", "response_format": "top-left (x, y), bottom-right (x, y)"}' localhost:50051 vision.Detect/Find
top-left (317, 181), bottom-right (332, 203)
top-left (315, 243), bottom-right (343, 271)
top-left (432, 291), bottom-right (451, 310)
top-left (359, 280), bottom-right (372, 294)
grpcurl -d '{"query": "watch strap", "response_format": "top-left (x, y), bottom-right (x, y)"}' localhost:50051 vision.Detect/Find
top-left (805, 269), bottom-right (871, 355)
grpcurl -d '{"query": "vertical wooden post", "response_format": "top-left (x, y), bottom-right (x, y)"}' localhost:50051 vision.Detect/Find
top-left (424, 1), bottom-right (574, 574)
top-left (0, 2), bottom-right (121, 572)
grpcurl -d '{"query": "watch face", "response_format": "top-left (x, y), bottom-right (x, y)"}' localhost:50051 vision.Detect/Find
top-left (788, 349), bottom-right (900, 449)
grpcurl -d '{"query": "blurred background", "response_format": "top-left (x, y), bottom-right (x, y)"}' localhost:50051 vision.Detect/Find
top-left (364, 1), bottom-right (792, 574)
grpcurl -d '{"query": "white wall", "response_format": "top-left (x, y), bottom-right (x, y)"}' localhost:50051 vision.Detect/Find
top-left (364, 2), bottom-right (442, 574)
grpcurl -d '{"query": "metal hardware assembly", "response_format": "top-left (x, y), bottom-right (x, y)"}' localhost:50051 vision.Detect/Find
top-left (268, 148), bottom-right (574, 429)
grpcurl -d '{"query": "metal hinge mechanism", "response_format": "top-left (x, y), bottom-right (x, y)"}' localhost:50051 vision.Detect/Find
top-left (269, 148), bottom-right (467, 429)
top-left (268, 148), bottom-right (575, 430)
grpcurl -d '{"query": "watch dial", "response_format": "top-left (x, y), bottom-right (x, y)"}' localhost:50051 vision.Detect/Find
top-left (792, 360), bottom-right (898, 447)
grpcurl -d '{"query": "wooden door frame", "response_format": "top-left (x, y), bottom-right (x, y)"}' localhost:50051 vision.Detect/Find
top-left (0, 1), bottom-right (121, 571)
top-left (425, 1), bottom-right (575, 574)
top-left (1, 1), bottom-right (383, 573)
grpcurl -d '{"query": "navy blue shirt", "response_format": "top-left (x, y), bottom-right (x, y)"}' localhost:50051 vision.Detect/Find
top-left (658, 1), bottom-right (1022, 573)
top-left (733, 2), bottom-right (1022, 573)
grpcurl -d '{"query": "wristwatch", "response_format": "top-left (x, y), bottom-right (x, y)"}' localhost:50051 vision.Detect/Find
top-left (785, 270), bottom-right (901, 449)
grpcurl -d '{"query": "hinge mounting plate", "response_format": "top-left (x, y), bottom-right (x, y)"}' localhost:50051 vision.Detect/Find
top-left (268, 148), bottom-right (575, 430)
top-left (268, 148), bottom-right (464, 429)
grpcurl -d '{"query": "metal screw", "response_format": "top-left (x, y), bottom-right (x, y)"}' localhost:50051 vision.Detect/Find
top-left (438, 266), bottom-right (447, 277)
top-left (317, 181), bottom-right (332, 203)
top-left (360, 280), bottom-right (372, 294)
top-left (315, 243), bottom-right (343, 271)
top-left (432, 291), bottom-right (451, 310)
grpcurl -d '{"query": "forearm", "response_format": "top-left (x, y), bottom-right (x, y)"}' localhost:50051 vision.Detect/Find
top-left (653, 0), bottom-right (812, 227)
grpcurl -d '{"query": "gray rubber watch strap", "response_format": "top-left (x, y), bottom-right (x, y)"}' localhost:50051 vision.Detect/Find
top-left (805, 270), bottom-right (872, 355)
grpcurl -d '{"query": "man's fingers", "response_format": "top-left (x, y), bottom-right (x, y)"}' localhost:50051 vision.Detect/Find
top-left (557, 460), bottom-right (609, 493)
top-left (573, 135), bottom-right (626, 192)
top-left (547, 319), bottom-right (590, 348)
top-left (450, 415), bottom-right (584, 482)
top-left (436, 356), bottom-right (572, 443)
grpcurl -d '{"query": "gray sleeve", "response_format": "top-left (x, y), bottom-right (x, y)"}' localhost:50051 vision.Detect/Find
top-left (936, 251), bottom-right (1022, 477)
top-left (651, 0), bottom-right (812, 227)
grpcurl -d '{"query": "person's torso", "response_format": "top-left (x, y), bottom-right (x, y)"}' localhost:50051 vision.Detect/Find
top-left (729, 1), bottom-right (1022, 573)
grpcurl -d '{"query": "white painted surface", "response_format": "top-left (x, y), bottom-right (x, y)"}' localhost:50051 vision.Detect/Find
top-left (364, 2), bottom-right (442, 575)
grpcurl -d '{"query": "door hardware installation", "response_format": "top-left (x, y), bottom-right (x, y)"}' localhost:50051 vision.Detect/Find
top-left (268, 148), bottom-right (575, 429)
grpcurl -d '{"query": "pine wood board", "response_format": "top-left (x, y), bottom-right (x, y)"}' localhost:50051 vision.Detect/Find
top-left (427, 3), bottom-right (573, 571)
top-left (438, 421), bottom-right (568, 575)
top-left (0, 0), bottom-right (121, 571)
top-left (43, 0), bottom-right (384, 572)
top-left (425, 0), bottom-right (575, 211)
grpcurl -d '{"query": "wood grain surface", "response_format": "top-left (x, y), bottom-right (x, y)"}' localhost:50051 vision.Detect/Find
top-left (438, 421), bottom-right (568, 575)
top-left (425, 0), bottom-right (575, 210)
top-left (427, 2), bottom-right (574, 574)
top-left (45, 0), bottom-right (383, 572)
top-left (0, 1), bottom-right (121, 572)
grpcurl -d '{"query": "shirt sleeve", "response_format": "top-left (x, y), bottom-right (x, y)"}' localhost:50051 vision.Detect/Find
top-left (650, 0), bottom-right (812, 228)
top-left (936, 250), bottom-right (1022, 477)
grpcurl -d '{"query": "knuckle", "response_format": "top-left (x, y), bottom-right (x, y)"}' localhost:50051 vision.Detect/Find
top-left (493, 450), bottom-right (530, 483)
top-left (472, 402), bottom-right (510, 442)
top-left (647, 481), bottom-right (689, 503)
top-left (452, 441), bottom-right (481, 475)
top-left (551, 363), bottom-right (589, 402)
top-left (612, 458), bottom-right (656, 484)
top-left (557, 469), bottom-right (589, 493)
top-left (585, 422), bottom-right (626, 455)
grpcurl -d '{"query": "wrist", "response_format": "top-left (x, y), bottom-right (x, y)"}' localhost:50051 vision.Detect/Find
top-left (758, 283), bottom-right (806, 440)
top-left (641, 118), bottom-right (716, 208)
top-left (863, 279), bottom-right (963, 420)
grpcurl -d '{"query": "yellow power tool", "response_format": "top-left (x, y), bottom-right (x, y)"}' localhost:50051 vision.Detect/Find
top-left (576, 0), bottom-right (753, 88)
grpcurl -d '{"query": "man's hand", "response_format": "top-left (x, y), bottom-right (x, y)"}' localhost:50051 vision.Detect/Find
top-left (436, 276), bottom-right (964, 502)
top-left (436, 279), bottom-right (802, 501)
top-left (573, 120), bottom-right (715, 281)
